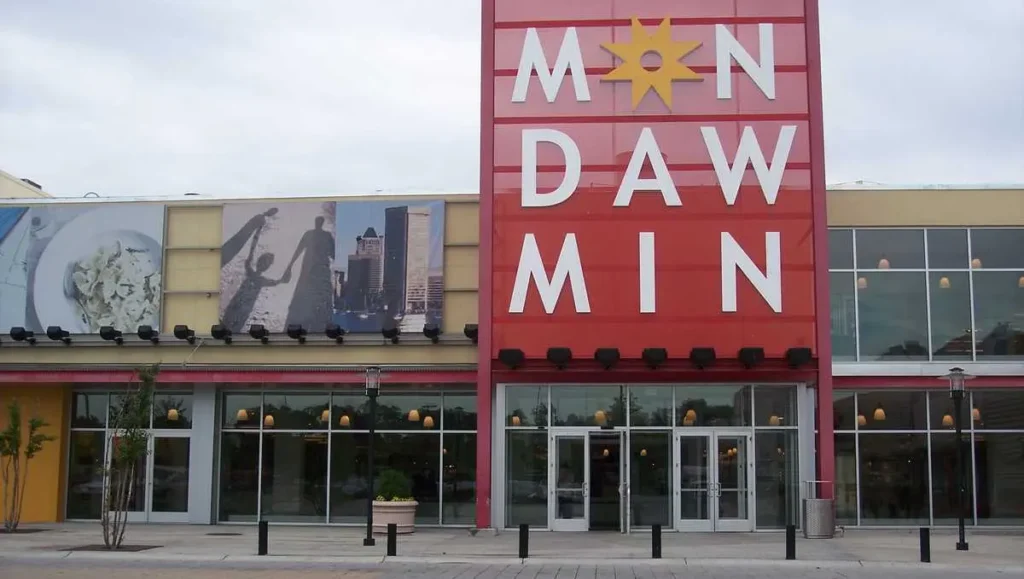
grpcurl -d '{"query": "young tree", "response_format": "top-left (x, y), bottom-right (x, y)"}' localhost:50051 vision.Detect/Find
top-left (0, 400), bottom-right (56, 532)
top-left (101, 365), bottom-right (157, 549)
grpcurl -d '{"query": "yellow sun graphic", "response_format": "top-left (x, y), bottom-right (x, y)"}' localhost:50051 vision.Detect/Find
top-left (601, 17), bottom-right (703, 109)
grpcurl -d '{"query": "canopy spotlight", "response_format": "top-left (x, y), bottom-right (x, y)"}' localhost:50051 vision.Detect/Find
top-left (99, 326), bottom-right (123, 345)
top-left (249, 324), bottom-right (270, 344)
top-left (46, 326), bottom-right (71, 345)
top-left (497, 348), bottom-right (525, 370)
top-left (785, 347), bottom-right (813, 368)
top-left (423, 323), bottom-right (441, 344)
top-left (211, 325), bottom-right (232, 344)
top-left (10, 327), bottom-right (36, 345)
top-left (286, 324), bottom-right (307, 344)
top-left (641, 347), bottom-right (668, 369)
top-left (738, 347), bottom-right (765, 369)
top-left (325, 323), bottom-right (346, 344)
top-left (137, 325), bottom-right (159, 344)
top-left (463, 323), bottom-right (478, 344)
top-left (173, 325), bottom-right (196, 344)
top-left (594, 348), bottom-right (620, 370)
top-left (546, 347), bottom-right (572, 370)
top-left (381, 322), bottom-right (400, 344)
top-left (689, 347), bottom-right (717, 370)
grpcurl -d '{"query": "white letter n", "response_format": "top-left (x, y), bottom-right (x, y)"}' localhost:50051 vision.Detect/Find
top-left (512, 27), bottom-right (591, 103)
top-left (509, 234), bottom-right (591, 314)
top-left (721, 232), bottom-right (781, 313)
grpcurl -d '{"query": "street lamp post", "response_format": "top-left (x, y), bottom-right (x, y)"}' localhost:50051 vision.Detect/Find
top-left (363, 366), bottom-right (381, 547)
top-left (944, 366), bottom-right (972, 552)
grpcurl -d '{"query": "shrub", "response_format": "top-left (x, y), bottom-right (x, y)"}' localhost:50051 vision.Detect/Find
top-left (375, 468), bottom-right (413, 502)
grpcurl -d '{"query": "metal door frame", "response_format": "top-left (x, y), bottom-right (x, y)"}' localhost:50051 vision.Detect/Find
top-left (674, 428), bottom-right (755, 532)
top-left (548, 428), bottom-right (628, 532)
top-left (106, 430), bottom-right (191, 523)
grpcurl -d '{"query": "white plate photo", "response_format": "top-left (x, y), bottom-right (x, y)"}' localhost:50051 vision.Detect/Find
top-left (32, 205), bottom-right (164, 334)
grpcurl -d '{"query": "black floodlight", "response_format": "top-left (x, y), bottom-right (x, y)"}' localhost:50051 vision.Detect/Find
top-left (785, 347), bottom-right (813, 368)
top-left (381, 323), bottom-right (400, 344)
top-left (286, 324), bottom-right (307, 344)
top-left (546, 347), bottom-right (572, 369)
top-left (497, 348), bottom-right (525, 370)
top-left (137, 325), bottom-right (159, 344)
top-left (10, 327), bottom-right (36, 345)
top-left (690, 347), bottom-right (717, 370)
top-left (249, 324), bottom-right (270, 344)
top-left (738, 347), bottom-right (765, 369)
top-left (325, 323), bottom-right (346, 343)
top-left (423, 323), bottom-right (441, 344)
top-left (99, 326), bottom-right (123, 345)
top-left (173, 325), bottom-right (196, 344)
top-left (594, 348), bottom-right (620, 370)
top-left (46, 326), bottom-right (71, 345)
top-left (211, 324), bottom-right (232, 344)
top-left (641, 347), bottom-right (668, 369)
top-left (463, 323), bottom-right (479, 344)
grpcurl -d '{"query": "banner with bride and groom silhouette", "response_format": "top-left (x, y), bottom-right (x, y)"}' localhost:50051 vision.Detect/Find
top-left (219, 199), bottom-right (445, 335)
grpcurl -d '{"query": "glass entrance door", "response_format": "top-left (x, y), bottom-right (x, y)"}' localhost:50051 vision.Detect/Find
top-left (107, 432), bottom-right (191, 523)
top-left (675, 431), bottom-right (753, 531)
top-left (549, 433), bottom-right (587, 531)
top-left (588, 431), bottom-right (626, 532)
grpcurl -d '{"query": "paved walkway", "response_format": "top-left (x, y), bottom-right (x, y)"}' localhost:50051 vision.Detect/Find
top-left (0, 523), bottom-right (1021, 572)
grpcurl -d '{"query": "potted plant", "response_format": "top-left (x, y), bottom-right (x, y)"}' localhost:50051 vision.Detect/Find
top-left (372, 468), bottom-right (418, 534)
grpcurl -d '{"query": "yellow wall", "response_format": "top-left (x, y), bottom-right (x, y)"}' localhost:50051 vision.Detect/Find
top-left (0, 385), bottom-right (68, 524)
top-left (827, 187), bottom-right (1024, 227)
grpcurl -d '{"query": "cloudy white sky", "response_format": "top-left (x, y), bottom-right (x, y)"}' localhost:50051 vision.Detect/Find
top-left (1, 0), bottom-right (1021, 198)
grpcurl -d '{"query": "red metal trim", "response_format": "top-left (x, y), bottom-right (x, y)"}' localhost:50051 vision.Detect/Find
top-left (835, 375), bottom-right (1023, 388)
top-left (494, 113), bottom-right (809, 125)
top-left (477, 0), bottom-right (496, 530)
top-left (494, 17), bottom-right (805, 30)
top-left (804, 0), bottom-right (834, 500)
top-left (0, 370), bottom-right (477, 385)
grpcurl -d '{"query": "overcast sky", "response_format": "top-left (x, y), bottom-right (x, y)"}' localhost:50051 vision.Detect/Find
top-left (1, 0), bottom-right (1021, 198)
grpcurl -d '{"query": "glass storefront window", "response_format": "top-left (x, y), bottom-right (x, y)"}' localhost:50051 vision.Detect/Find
top-left (66, 431), bottom-right (105, 519)
top-left (506, 431), bottom-right (547, 527)
top-left (856, 391), bottom-right (927, 431)
top-left (972, 271), bottom-right (1024, 358)
top-left (328, 432), bottom-right (369, 523)
top-left (754, 387), bottom-right (797, 427)
top-left (71, 393), bottom-right (107, 428)
top-left (829, 229), bottom-right (853, 269)
top-left (856, 229), bottom-right (925, 270)
top-left (857, 272), bottom-right (929, 360)
top-left (375, 434), bottom-right (440, 524)
top-left (629, 386), bottom-right (672, 427)
top-left (975, 433), bottom-right (1024, 525)
top-left (218, 432), bottom-right (260, 522)
top-left (927, 229), bottom-right (969, 269)
top-left (832, 391), bottom-right (856, 431)
top-left (754, 430), bottom-right (799, 529)
top-left (260, 432), bottom-right (328, 522)
top-left (970, 228), bottom-right (1024, 269)
top-left (676, 385), bottom-right (751, 427)
top-left (629, 432), bottom-right (671, 527)
top-left (830, 272), bottom-right (857, 360)
top-left (262, 393), bottom-right (329, 430)
top-left (153, 393), bottom-right (193, 429)
top-left (443, 393), bottom-right (477, 431)
top-left (859, 434), bottom-right (928, 525)
top-left (930, 433), bottom-right (974, 525)
top-left (929, 391), bottom-right (969, 432)
top-left (331, 392), bottom-right (368, 430)
top-left (551, 385), bottom-right (624, 427)
top-left (834, 434), bottom-right (857, 525)
top-left (971, 391), bottom-right (1024, 430)
top-left (223, 393), bottom-right (261, 429)
top-left (376, 392), bottom-right (441, 431)
top-left (929, 272), bottom-right (972, 360)
top-left (506, 385), bottom-right (548, 427)
top-left (442, 433), bottom-right (476, 524)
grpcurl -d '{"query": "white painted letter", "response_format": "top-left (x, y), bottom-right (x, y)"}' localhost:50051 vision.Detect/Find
top-left (512, 27), bottom-right (591, 103)
top-left (701, 125), bottom-right (796, 205)
top-left (721, 232), bottom-right (781, 313)
top-left (639, 232), bottom-right (656, 313)
top-left (613, 128), bottom-right (681, 207)
top-left (521, 129), bottom-right (582, 208)
top-left (716, 23), bottom-right (775, 100)
top-left (509, 233), bottom-right (591, 314)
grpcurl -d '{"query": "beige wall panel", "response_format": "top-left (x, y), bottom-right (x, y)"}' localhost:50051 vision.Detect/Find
top-left (0, 343), bottom-right (477, 366)
top-left (827, 189), bottom-right (1024, 227)
top-left (163, 250), bottom-right (220, 292)
top-left (162, 293), bottom-right (219, 333)
top-left (166, 206), bottom-right (222, 247)
top-left (445, 201), bottom-right (479, 245)
top-left (444, 247), bottom-right (479, 290)
top-left (442, 291), bottom-right (478, 335)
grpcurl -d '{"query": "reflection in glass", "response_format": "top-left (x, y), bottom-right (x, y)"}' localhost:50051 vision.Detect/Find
top-left (828, 229), bottom-right (853, 269)
top-left (443, 393), bottom-right (477, 431)
top-left (376, 392), bottom-right (441, 430)
top-left (66, 431), bottom-right (105, 519)
top-left (442, 433), bottom-right (476, 524)
top-left (551, 386), bottom-right (624, 427)
top-left (376, 434), bottom-right (440, 524)
top-left (108, 449), bottom-right (145, 512)
top-left (972, 271), bottom-right (1024, 358)
top-left (859, 434), bottom-right (928, 525)
top-left (929, 391), bottom-right (968, 432)
top-left (554, 436), bottom-right (585, 521)
top-left (830, 272), bottom-right (857, 360)
top-left (328, 433), bottom-right (369, 522)
top-left (218, 433), bottom-right (260, 521)
top-left (834, 434), bottom-right (857, 525)
top-left (630, 432), bottom-right (670, 527)
top-left (855, 229), bottom-right (925, 269)
top-left (971, 390), bottom-right (1024, 430)
top-left (857, 391), bottom-right (927, 430)
top-left (262, 394), bottom-right (329, 430)
top-left (857, 272), bottom-right (928, 360)
top-left (929, 272), bottom-right (972, 360)
top-left (153, 394), bottom-right (193, 429)
top-left (676, 386), bottom-right (751, 427)
top-left (678, 435), bottom-right (710, 521)
top-left (755, 387), bottom-right (797, 427)
top-left (506, 385), bottom-right (548, 427)
top-left (975, 433), bottom-right (1024, 525)
top-left (506, 431), bottom-right (547, 527)
top-left (331, 392), bottom-right (367, 430)
top-left (588, 433), bottom-right (621, 531)
top-left (930, 434), bottom-right (974, 525)
top-left (151, 437), bottom-right (190, 513)
top-left (629, 387), bottom-right (672, 426)
top-left (970, 228), bottom-right (1024, 269)
top-left (261, 433), bottom-right (328, 522)
top-left (927, 229), bottom-right (969, 269)
top-left (755, 431), bottom-right (799, 528)
top-left (832, 391), bottom-right (856, 431)
top-left (716, 436), bottom-right (748, 520)
top-left (223, 393), bottom-right (261, 429)
top-left (71, 393), bottom-right (108, 429)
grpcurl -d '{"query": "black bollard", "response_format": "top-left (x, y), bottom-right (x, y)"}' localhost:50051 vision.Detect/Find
top-left (652, 524), bottom-right (662, 559)
top-left (785, 524), bottom-right (796, 560)
top-left (257, 521), bottom-right (268, 556)
top-left (920, 527), bottom-right (931, 563)
top-left (387, 523), bottom-right (397, 556)
top-left (519, 523), bottom-right (529, 559)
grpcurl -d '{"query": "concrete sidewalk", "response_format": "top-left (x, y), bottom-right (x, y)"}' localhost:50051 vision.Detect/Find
top-left (0, 523), bottom-right (1021, 571)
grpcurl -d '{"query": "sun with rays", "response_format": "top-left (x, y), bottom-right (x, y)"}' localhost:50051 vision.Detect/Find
top-left (601, 17), bottom-right (703, 109)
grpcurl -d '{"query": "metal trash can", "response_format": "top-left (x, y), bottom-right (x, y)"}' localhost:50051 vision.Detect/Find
top-left (802, 480), bottom-right (835, 539)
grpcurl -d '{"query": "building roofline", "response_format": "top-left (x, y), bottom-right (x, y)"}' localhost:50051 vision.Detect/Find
top-left (0, 189), bottom-right (478, 206)
top-left (827, 181), bottom-right (1024, 191)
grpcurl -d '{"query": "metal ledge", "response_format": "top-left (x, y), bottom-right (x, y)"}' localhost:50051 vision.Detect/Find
top-left (0, 333), bottom-right (476, 348)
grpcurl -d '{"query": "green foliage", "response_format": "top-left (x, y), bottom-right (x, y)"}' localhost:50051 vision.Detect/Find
top-left (375, 468), bottom-right (413, 502)
top-left (0, 399), bottom-right (56, 532)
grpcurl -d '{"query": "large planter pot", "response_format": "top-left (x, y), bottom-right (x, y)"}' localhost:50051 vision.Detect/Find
top-left (372, 500), bottom-right (418, 534)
